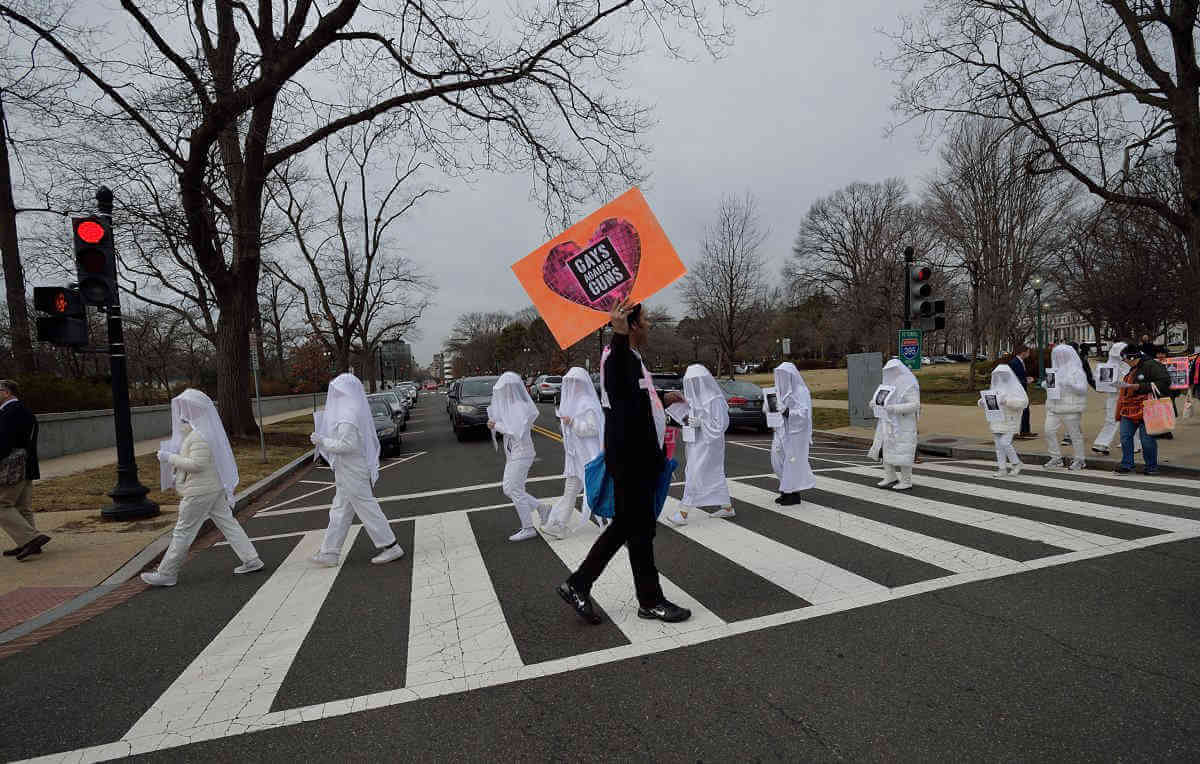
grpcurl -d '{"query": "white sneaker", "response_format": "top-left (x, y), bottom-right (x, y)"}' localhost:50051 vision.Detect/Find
top-left (666, 511), bottom-right (688, 527)
top-left (1009, 462), bottom-right (1023, 477)
top-left (993, 469), bottom-right (1007, 478)
top-left (542, 523), bottom-right (568, 540)
top-left (892, 482), bottom-right (913, 491)
top-left (1044, 458), bottom-right (1064, 469)
top-left (310, 552), bottom-right (340, 567)
top-left (536, 503), bottom-right (551, 526)
top-left (140, 571), bottom-right (177, 587)
top-left (234, 558), bottom-right (264, 575)
top-left (508, 527), bottom-right (538, 542)
top-left (877, 478), bottom-right (898, 487)
top-left (711, 507), bottom-right (736, 519)
top-left (1069, 460), bottom-right (1085, 472)
top-left (371, 544), bottom-right (406, 564)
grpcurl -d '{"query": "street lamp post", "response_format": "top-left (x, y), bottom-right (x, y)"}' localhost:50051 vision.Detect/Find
top-left (1031, 274), bottom-right (1045, 383)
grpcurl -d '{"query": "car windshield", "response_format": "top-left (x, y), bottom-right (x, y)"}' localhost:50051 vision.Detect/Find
top-left (652, 375), bottom-right (682, 390)
top-left (544, 376), bottom-right (562, 384)
top-left (368, 399), bottom-right (392, 417)
top-left (719, 380), bottom-right (762, 397)
top-left (461, 379), bottom-right (495, 397)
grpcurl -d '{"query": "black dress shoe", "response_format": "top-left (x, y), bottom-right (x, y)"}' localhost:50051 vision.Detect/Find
top-left (1114, 466), bottom-right (1133, 474)
top-left (3, 545), bottom-right (24, 556)
top-left (774, 493), bottom-right (786, 505)
top-left (557, 581), bottom-right (602, 625)
top-left (779, 492), bottom-right (803, 506)
top-left (15, 534), bottom-right (50, 562)
top-left (638, 600), bottom-right (692, 623)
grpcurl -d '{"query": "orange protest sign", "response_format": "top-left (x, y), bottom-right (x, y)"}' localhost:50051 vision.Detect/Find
top-left (511, 188), bottom-right (687, 349)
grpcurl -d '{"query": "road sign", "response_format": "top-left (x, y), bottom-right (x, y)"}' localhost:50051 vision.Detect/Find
top-left (781, 337), bottom-right (791, 355)
top-left (898, 329), bottom-right (922, 370)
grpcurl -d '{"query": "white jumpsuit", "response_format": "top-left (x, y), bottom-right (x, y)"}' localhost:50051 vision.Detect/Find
top-left (548, 408), bottom-right (601, 528)
top-left (1044, 344), bottom-right (1089, 468)
top-left (681, 375), bottom-right (732, 509)
top-left (771, 363), bottom-right (816, 494)
top-left (318, 422), bottom-right (398, 555)
top-left (979, 366), bottom-right (1027, 474)
top-left (497, 423), bottom-right (542, 529)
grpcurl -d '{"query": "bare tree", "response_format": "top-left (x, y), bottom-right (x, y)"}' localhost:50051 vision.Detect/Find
top-left (923, 120), bottom-right (1075, 385)
top-left (787, 179), bottom-right (928, 356)
top-left (268, 124), bottom-right (437, 380)
top-left (682, 193), bottom-right (770, 376)
top-left (258, 267), bottom-right (302, 380)
top-left (887, 0), bottom-right (1200, 345)
top-left (445, 312), bottom-right (510, 376)
top-left (0, 0), bottom-right (757, 435)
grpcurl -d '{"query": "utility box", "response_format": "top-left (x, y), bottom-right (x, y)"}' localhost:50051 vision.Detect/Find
top-left (847, 352), bottom-right (883, 428)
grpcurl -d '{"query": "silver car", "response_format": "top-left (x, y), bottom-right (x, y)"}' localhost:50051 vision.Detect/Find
top-left (532, 374), bottom-right (563, 403)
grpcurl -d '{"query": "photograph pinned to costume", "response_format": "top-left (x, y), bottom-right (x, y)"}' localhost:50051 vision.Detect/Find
top-left (980, 389), bottom-right (1004, 422)
top-left (510, 187), bottom-right (687, 349)
top-left (666, 401), bottom-right (690, 427)
top-left (1165, 356), bottom-right (1191, 390)
top-left (1045, 369), bottom-right (1060, 399)
top-left (763, 387), bottom-right (783, 429)
top-left (1096, 363), bottom-right (1117, 392)
top-left (872, 385), bottom-right (895, 419)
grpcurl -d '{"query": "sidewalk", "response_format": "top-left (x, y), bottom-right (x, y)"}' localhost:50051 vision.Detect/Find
top-left (0, 407), bottom-right (317, 633)
top-left (815, 388), bottom-right (1200, 470)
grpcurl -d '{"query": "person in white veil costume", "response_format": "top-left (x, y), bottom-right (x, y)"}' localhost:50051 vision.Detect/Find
top-left (769, 362), bottom-right (815, 506)
top-left (1092, 341), bottom-right (1136, 456)
top-left (141, 389), bottom-right (263, 586)
top-left (1044, 343), bottom-right (1089, 470)
top-left (543, 367), bottom-right (604, 540)
top-left (667, 364), bottom-right (733, 526)
top-left (310, 373), bottom-right (405, 566)
top-left (979, 365), bottom-right (1028, 477)
top-left (489, 372), bottom-right (550, 542)
top-left (870, 360), bottom-right (920, 490)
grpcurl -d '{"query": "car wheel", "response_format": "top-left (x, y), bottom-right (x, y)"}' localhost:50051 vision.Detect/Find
top-left (455, 429), bottom-right (469, 442)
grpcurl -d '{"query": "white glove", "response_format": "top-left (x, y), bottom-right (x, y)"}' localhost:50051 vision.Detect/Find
top-left (157, 450), bottom-right (171, 463)
top-left (309, 432), bottom-right (322, 446)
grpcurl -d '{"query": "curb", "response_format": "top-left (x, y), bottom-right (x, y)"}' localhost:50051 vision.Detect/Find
top-left (0, 450), bottom-right (316, 648)
top-left (814, 430), bottom-right (1200, 477)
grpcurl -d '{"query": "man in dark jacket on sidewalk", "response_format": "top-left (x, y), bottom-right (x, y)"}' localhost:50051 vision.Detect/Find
top-left (558, 300), bottom-right (691, 625)
top-left (1115, 348), bottom-right (1173, 475)
top-left (0, 380), bottom-right (49, 561)
top-left (1008, 347), bottom-right (1036, 438)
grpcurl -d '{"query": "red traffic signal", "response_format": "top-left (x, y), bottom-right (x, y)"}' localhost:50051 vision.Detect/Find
top-left (34, 286), bottom-right (84, 317)
top-left (72, 216), bottom-right (118, 306)
top-left (75, 219), bottom-right (107, 245)
top-left (33, 286), bottom-right (87, 346)
top-left (912, 266), bottom-right (932, 282)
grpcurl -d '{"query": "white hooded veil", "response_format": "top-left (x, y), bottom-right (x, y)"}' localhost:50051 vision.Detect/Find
top-left (882, 359), bottom-right (920, 407)
top-left (990, 364), bottom-right (1027, 404)
top-left (774, 362), bottom-right (812, 413)
top-left (165, 388), bottom-right (239, 503)
top-left (683, 364), bottom-right (730, 438)
top-left (491, 372), bottom-right (539, 436)
top-left (1108, 342), bottom-right (1128, 365)
top-left (1051, 343), bottom-right (1087, 390)
top-left (322, 373), bottom-right (381, 485)
top-left (558, 367), bottom-right (604, 436)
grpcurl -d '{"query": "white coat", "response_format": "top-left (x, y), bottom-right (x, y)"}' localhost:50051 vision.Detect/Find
top-left (770, 363), bottom-right (816, 493)
top-left (168, 428), bottom-right (225, 497)
top-left (1046, 344), bottom-right (1089, 415)
top-left (981, 365), bottom-right (1028, 435)
top-left (317, 421), bottom-right (397, 553)
top-left (558, 367), bottom-right (604, 481)
top-left (872, 360), bottom-right (919, 467)
top-left (681, 365), bottom-right (731, 508)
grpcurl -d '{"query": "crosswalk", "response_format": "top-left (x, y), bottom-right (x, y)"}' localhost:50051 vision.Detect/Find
top-left (21, 457), bottom-right (1200, 763)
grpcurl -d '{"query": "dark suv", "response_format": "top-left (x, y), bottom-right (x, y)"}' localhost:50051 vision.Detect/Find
top-left (450, 376), bottom-right (499, 442)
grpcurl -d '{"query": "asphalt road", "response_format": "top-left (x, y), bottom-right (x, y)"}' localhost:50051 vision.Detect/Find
top-left (2, 393), bottom-right (1198, 762)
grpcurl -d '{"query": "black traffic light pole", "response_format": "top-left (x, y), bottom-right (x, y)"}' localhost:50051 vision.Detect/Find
top-left (97, 186), bottom-right (159, 520)
top-left (903, 246), bottom-right (914, 330)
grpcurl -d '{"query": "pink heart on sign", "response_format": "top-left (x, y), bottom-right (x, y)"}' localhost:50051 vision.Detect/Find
top-left (542, 218), bottom-right (641, 312)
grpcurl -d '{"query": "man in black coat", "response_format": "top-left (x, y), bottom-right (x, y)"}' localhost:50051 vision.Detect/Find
top-left (1007, 346), bottom-right (1036, 438)
top-left (558, 300), bottom-right (691, 624)
top-left (0, 379), bottom-right (49, 561)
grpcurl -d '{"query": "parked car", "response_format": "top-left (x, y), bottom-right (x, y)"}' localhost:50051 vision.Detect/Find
top-left (718, 379), bottom-right (768, 432)
top-left (376, 390), bottom-right (409, 429)
top-left (445, 380), bottom-right (462, 418)
top-left (451, 376), bottom-right (500, 441)
top-left (531, 374), bottom-right (563, 403)
top-left (945, 353), bottom-right (970, 363)
top-left (651, 373), bottom-right (683, 394)
top-left (367, 395), bottom-right (402, 455)
top-left (921, 356), bottom-right (932, 366)
top-left (931, 355), bottom-right (952, 365)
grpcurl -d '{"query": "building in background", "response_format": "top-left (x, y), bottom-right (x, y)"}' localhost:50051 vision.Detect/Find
top-left (1046, 310), bottom-right (1186, 350)
top-left (380, 338), bottom-right (414, 383)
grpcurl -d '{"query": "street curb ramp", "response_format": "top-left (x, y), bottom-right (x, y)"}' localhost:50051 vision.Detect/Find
top-left (0, 450), bottom-right (316, 647)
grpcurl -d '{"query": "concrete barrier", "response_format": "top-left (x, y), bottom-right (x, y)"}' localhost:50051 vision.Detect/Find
top-left (36, 392), bottom-right (326, 460)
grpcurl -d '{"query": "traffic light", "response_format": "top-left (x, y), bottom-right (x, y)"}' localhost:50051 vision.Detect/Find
top-left (909, 266), bottom-right (946, 331)
top-left (73, 216), bottom-right (118, 306)
top-left (33, 286), bottom-right (88, 346)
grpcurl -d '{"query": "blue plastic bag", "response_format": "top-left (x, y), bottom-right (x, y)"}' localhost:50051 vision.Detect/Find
top-left (584, 453), bottom-right (677, 520)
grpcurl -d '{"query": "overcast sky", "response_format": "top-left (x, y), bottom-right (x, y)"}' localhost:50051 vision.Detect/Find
top-left (400, 0), bottom-right (938, 365)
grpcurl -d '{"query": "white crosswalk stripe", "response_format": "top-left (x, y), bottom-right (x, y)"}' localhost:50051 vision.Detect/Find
top-left (25, 454), bottom-right (1200, 763)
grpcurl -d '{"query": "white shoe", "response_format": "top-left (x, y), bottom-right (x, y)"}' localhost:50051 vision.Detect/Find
top-left (1044, 458), bottom-right (1064, 469)
top-left (877, 478), bottom-right (898, 487)
top-left (234, 558), bottom-right (264, 575)
top-left (1009, 462), bottom-right (1023, 477)
top-left (371, 544), bottom-right (406, 564)
top-left (1069, 460), bottom-right (1085, 472)
top-left (310, 552), bottom-right (340, 567)
top-left (508, 527), bottom-right (538, 542)
top-left (542, 522), bottom-right (568, 540)
top-left (993, 469), bottom-right (1007, 478)
top-left (666, 511), bottom-right (688, 527)
top-left (140, 571), bottom-right (177, 587)
top-left (536, 503), bottom-right (551, 526)
top-left (711, 507), bottom-right (736, 519)
top-left (892, 482), bottom-right (913, 491)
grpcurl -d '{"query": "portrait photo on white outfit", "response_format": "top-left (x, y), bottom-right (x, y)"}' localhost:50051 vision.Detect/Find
top-left (544, 367), bottom-right (604, 539)
top-left (870, 360), bottom-right (920, 491)
top-left (1044, 344), bottom-right (1089, 471)
top-left (667, 364), bottom-right (733, 526)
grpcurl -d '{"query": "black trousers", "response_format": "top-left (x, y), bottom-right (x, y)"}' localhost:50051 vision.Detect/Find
top-left (1020, 406), bottom-right (1031, 435)
top-left (569, 467), bottom-right (664, 608)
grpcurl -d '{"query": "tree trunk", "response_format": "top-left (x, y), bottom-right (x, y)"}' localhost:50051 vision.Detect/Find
top-left (214, 297), bottom-right (258, 438)
top-left (0, 95), bottom-right (33, 374)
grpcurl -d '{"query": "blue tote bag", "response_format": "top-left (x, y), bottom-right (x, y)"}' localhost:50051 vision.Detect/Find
top-left (585, 453), bottom-right (677, 520)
